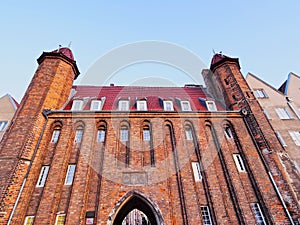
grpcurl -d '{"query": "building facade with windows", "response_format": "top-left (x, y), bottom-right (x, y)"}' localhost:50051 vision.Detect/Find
top-left (247, 72), bottom-right (300, 205)
top-left (0, 94), bottom-right (18, 141)
top-left (0, 48), bottom-right (300, 224)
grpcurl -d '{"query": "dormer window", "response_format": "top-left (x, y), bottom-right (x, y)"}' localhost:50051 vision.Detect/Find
top-left (181, 100), bottom-right (191, 111)
top-left (90, 100), bottom-right (102, 111)
top-left (118, 100), bottom-right (129, 111)
top-left (163, 100), bottom-right (174, 111)
top-left (206, 101), bottom-right (217, 111)
top-left (137, 100), bottom-right (147, 111)
top-left (71, 100), bottom-right (83, 111)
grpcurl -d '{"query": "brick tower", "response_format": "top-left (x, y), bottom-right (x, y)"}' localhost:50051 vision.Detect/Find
top-left (202, 53), bottom-right (300, 221)
top-left (1, 49), bottom-right (299, 225)
top-left (0, 47), bottom-right (79, 224)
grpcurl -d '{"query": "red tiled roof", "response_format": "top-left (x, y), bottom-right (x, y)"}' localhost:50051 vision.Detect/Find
top-left (52, 47), bottom-right (74, 61)
top-left (63, 85), bottom-right (224, 111)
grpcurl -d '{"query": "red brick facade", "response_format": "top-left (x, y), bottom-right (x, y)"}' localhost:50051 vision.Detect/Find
top-left (0, 49), bottom-right (299, 224)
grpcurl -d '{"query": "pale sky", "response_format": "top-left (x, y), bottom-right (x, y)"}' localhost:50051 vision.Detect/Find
top-left (1, 1), bottom-right (300, 102)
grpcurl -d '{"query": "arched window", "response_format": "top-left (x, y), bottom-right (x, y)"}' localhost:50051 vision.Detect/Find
top-left (50, 121), bottom-right (62, 143)
top-left (120, 126), bottom-right (129, 142)
top-left (74, 127), bottom-right (84, 143)
top-left (51, 129), bottom-right (61, 143)
top-left (97, 126), bottom-right (105, 142)
top-left (143, 125), bottom-right (151, 141)
top-left (185, 125), bottom-right (193, 140)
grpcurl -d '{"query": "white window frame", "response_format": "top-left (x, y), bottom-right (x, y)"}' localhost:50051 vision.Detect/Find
top-left (233, 154), bottom-right (246, 172)
top-left (289, 131), bottom-right (300, 146)
top-left (163, 100), bottom-right (174, 111)
top-left (97, 129), bottom-right (106, 142)
top-left (24, 216), bottom-right (34, 225)
top-left (185, 128), bottom-right (193, 140)
top-left (251, 203), bottom-right (266, 225)
top-left (74, 129), bottom-right (83, 143)
top-left (206, 101), bottom-right (217, 111)
top-left (137, 100), bottom-right (147, 111)
top-left (275, 131), bottom-right (287, 147)
top-left (191, 162), bottom-right (202, 182)
top-left (55, 214), bottom-right (66, 225)
top-left (253, 89), bottom-right (268, 98)
top-left (201, 206), bottom-right (213, 225)
top-left (120, 128), bottom-right (129, 141)
top-left (71, 100), bottom-right (83, 111)
top-left (224, 127), bottom-right (233, 139)
top-left (118, 100), bottom-right (129, 111)
top-left (0, 121), bottom-right (8, 131)
top-left (143, 129), bottom-right (151, 141)
top-left (51, 130), bottom-right (60, 143)
top-left (65, 165), bottom-right (76, 185)
top-left (275, 107), bottom-right (293, 119)
top-left (180, 100), bottom-right (191, 111)
top-left (36, 166), bottom-right (50, 187)
top-left (90, 100), bottom-right (102, 111)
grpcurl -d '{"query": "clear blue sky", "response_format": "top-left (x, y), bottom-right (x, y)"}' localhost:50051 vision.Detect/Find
top-left (1, 1), bottom-right (300, 102)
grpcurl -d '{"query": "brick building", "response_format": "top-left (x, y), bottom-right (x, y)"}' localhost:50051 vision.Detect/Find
top-left (246, 72), bottom-right (300, 208)
top-left (0, 48), bottom-right (299, 224)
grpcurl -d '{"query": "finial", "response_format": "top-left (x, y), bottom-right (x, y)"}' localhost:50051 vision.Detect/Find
top-left (68, 41), bottom-right (72, 48)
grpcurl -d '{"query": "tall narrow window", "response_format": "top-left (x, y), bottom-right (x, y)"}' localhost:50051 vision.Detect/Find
top-left (206, 101), bottom-right (217, 111)
top-left (71, 100), bottom-right (83, 111)
top-left (191, 162), bottom-right (202, 182)
top-left (201, 206), bottom-right (213, 225)
top-left (224, 127), bottom-right (233, 139)
top-left (36, 166), bottom-right (49, 187)
top-left (24, 216), bottom-right (34, 225)
top-left (65, 165), bottom-right (76, 185)
top-left (74, 129), bottom-right (83, 143)
top-left (97, 129), bottom-right (106, 142)
top-left (55, 214), bottom-right (66, 225)
top-left (137, 100), bottom-right (147, 111)
top-left (120, 127), bottom-right (129, 141)
top-left (0, 121), bottom-right (8, 131)
top-left (251, 203), bottom-right (266, 225)
top-left (289, 131), bottom-right (300, 146)
top-left (51, 130), bottom-right (60, 143)
top-left (119, 100), bottom-right (129, 111)
top-left (185, 127), bottom-right (193, 140)
top-left (275, 131), bottom-right (287, 147)
top-left (90, 100), bottom-right (102, 110)
top-left (163, 100), bottom-right (174, 111)
top-left (143, 128), bottom-right (151, 141)
top-left (275, 107), bottom-right (293, 119)
top-left (233, 154), bottom-right (246, 172)
top-left (181, 101), bottom-right (191, 111)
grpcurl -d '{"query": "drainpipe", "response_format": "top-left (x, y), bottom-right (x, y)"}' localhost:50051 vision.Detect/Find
top-left (242, 111), bottom-right (295, 225)
top-left (7, 109), bottom-right (51, 224)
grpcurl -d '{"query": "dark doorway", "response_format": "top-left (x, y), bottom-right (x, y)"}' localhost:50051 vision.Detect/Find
top-left (111, 192), bottom-right (163, 225)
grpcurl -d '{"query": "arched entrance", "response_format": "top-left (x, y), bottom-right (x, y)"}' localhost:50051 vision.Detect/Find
top-left (107, 191), bottom-right (164, 225)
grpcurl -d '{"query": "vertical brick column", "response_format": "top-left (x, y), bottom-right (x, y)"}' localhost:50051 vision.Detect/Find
top-left (0, 49), bottom-right (79, 224)
top-left (202, 54), bottom-right (300, 221)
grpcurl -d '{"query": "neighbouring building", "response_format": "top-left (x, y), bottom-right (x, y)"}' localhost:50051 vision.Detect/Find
top-left (0, 48), bottom-right (300, 225)
top-left (0, 94), bottom-right (18, 141)
top-left (247, 72), bottom-right (300, 206)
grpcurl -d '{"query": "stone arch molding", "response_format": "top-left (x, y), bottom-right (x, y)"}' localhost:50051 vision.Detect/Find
top-left (107, 190), bottom-right (165, 225)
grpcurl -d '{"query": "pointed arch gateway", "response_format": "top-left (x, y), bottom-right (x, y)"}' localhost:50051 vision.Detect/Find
top-left (107, 191), bottom-right (165, 225)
